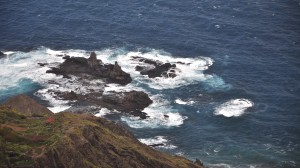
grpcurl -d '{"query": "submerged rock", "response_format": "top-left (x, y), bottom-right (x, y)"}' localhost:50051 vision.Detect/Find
top-left (149, 143), bottom-right (165, 147)
top-left (0, 96), bottom-right (203, 168)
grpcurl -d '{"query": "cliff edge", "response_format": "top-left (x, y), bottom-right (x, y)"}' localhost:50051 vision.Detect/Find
top-left (0, 95), bottom-right (203, 168)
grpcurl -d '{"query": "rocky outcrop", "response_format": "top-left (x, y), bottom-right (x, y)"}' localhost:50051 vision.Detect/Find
top-left (46, 52), bottom-right (132, 85)
top-left (102, 91), bottom-right (153, 119)
top-left (133, 56), bottom-right (177, 78)
top-left (0, 51), bottom-right (5, 59)
top-left (0, 96), bottom-right (204, 168)
top-left (3, 94), bottom-right (53, 117)
top-left (57, 90), bottom-right (152, 119)
top-left (87, 51), bottom-right (101, 69)
top-left (103, 62), bottom-right (132, 85)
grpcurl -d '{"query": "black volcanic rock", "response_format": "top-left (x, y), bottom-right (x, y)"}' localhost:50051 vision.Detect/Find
top-left (101, 91), bottom-right (152, 119)
top-left (133, 57), bottom-right (177, 78)
top-left (106, 62), bottom-right (132, 85)
top-left (0, 51), bottom-right (5, 59)
top-left (46, 52), bottom-right (132, 85)
top-left (87, 51), bottom-right (102, 69)
top-left (142, 63), bottom-right (176, 78)
top-left (44, 52), bottom-right (151, 119)
top-left (121, 91), bottom-right (153, 110)
top-left (56, 90), bottom-right (152, 119)
top-left (149, 143), bottom-right (165, 147)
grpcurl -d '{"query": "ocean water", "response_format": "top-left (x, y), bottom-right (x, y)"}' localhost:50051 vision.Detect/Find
top-left (1, 1), bottom-right (300, 167)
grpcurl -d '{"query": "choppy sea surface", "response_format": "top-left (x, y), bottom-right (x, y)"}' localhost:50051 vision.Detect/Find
top-left (0, 1), bottom-right (299, 167)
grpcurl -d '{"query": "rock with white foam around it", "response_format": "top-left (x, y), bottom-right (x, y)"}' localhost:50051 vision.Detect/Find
top-left (132, 56), bottom-right (177, 78)
top-left (0, 51), bottom-right (6, 58)
top-left (46, 52), bottom-right (132, 85)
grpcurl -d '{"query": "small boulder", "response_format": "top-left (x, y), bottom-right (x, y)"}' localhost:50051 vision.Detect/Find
top-left (38, 63), bottom-right (48, 67)
top-left (122, 91), bottom-right (153, 110)
top-left (129, 110), bottom-right (149, 119)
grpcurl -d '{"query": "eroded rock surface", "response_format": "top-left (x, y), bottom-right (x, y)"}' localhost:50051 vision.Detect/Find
top-left (46, 52), bottom-right (132, 85)
top-left (43, 52), bottom-right (151, 119)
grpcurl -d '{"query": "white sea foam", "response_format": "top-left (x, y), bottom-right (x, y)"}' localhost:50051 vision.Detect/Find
top-left (206, 163), bottom-right (233, 168)
top-left (94, 108), bottom-right (111, 117)
top-left (214, 99), bottom-right (254, 117)
top-left (121, 95), bottom-right (187, 128)
top-left (175, 98), bottom-right (195, 105)
top-left (112, 50), bottom-right (221, 90)
top-left (104, 83), bottom-right (145, 94)
top-left (207, 163), bottom-right (260, 168)
top-left (138, 136), bottom-right (177, 149)
top-left (6, 63), bottom-right (28, 67)
top-left (0, 47), bottom-right (64, 90)
top-left (3, 51), bottom-right (15, 55)
top-left (0, 47), bottom-right (221, 125)
top-left (48, 105), bottom-right (71, 113)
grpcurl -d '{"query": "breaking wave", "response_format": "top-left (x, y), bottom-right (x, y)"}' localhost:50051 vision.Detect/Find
top-left (214, 99), bottom-right (254, 117)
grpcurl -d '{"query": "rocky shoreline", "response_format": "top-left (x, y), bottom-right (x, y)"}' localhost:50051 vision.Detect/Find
top-left (0, 94), bottom-right (204, 168)
top-left (41, 51), bottom-right (181, 119)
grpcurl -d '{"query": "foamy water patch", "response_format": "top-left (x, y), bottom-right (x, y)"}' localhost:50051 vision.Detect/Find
top-left (138, 136), bottom-right (177, 149)
top-left (0, 47), bottom-right (110, 112)
top-left (35, 75), bottom-right (106, 112)
top-left (121, 95), bottom-right (187, 128)
top-left (113, 50), bottom-right (220, 90)
top-left (206, 163), bottom-right (260, 168)
top-left (175, 98), bottom-right (195, 105)
top-left (0, 47), bottom-right (65, 91)
top-left (104, 83), bottom-right (146, 94)
top-left (206, 163), bottom-right (233, 168)
top-left (94, 108), bottom-right (111, 117)
top-left (214, 99), bottom-right (254, 117)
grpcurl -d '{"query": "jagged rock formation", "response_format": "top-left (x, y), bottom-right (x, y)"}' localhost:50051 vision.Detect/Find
top-left (57, 90), bottom-right (152, 119)
top-left (101, 91), bottom-right (153, 119)
top-left (133, 56), bottom-right (177, 78)
top-left (43, 52), bottom-right (151, 118)
top-left (46, 52), bottom-right (132, 85)
top-left (0, 95), bottom-right (204, 168)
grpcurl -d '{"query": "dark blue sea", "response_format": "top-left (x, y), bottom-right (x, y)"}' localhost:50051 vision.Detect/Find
top-left (1, 1), bottom-right (299, 167)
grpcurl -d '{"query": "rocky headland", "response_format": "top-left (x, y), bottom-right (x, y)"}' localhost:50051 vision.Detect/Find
top-left (0, 94), bottom-right (204, 168)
